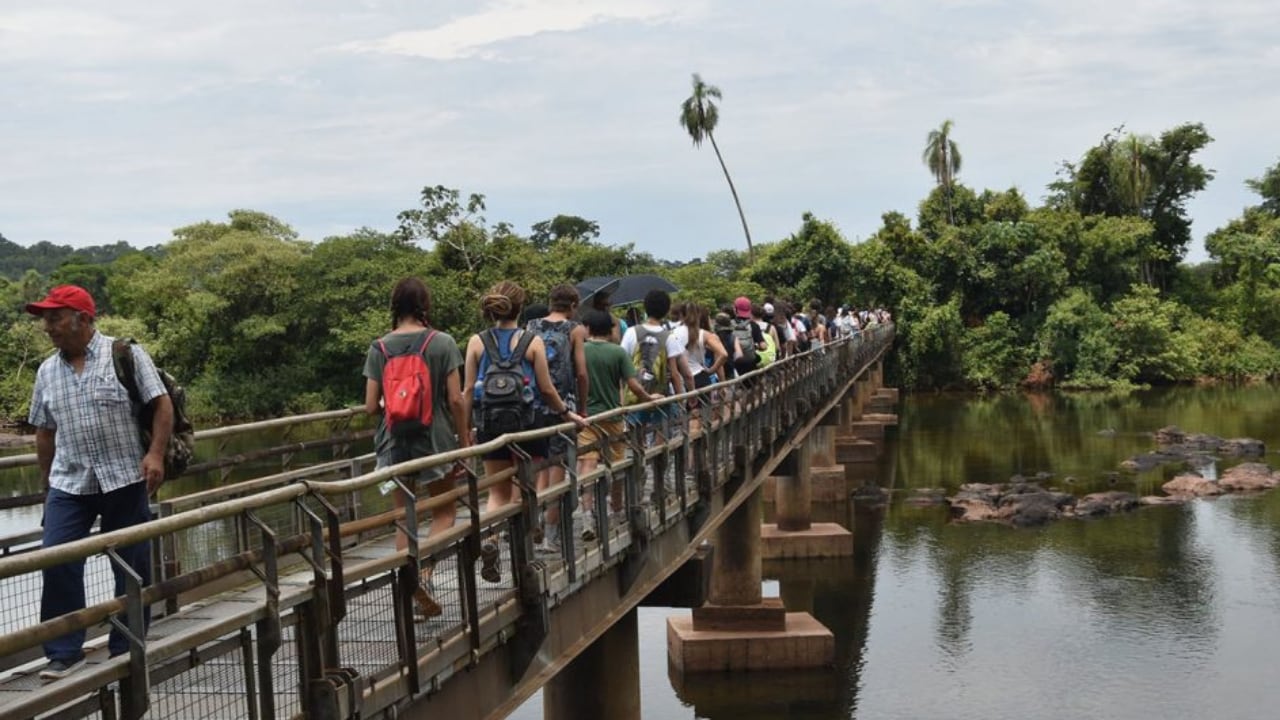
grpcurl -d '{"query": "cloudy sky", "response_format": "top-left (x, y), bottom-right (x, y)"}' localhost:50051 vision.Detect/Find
top-left (2, 0), bottom-right (1277, 262)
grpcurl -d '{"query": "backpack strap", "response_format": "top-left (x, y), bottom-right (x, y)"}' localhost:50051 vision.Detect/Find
top-left (509, 330), bottom-right (536, 368)
top-left (111, 338), bottom-right (143, 406)
top-left (413, 330), bottom-right (438, 357)
top-left (478, 329), bottom-right (504, 369)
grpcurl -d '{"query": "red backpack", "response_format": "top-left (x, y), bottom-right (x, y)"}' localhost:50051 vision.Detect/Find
top-left (378, 331), bottom-right (437, 437)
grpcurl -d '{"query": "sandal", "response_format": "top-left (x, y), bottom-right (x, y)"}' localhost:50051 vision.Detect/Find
top-left (413, 582), bottom-right (443, 620)
top-left (480, 542), bottom-right (502, 583)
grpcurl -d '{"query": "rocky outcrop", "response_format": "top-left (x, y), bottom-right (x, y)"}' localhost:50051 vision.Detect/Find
top-left (1152, 425), bottom-right (1265, 457)
top-left (1162, 473), bottom-right (1226, 497)
top-left (1073, 491), bottom-right (1139, 517)
top-left (948, 483), bottom-right (1076, 527)
top-left (1218, 463), bottom-right (1279, 492)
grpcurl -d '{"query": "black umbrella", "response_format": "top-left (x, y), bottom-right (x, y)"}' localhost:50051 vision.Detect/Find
top-left (575, 274), bottom-right (679, 307)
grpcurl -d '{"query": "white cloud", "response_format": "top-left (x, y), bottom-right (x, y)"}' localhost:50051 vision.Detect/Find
top-left (343, 0), bottom-right (693, 60)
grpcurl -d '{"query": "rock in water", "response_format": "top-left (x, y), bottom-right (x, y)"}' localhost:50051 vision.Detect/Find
top-left (1218, 463), bottom-right (1279, 491)
top-left (1074, 491), bottom-right (1139, 517)
top-left (1162, 474), bottom-right (1225, 497)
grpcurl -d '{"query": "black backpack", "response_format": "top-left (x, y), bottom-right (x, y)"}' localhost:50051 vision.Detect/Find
top-left (476, 329), bottom-right (536, 436)
top-left (112, 338), bottom-right (196, 482)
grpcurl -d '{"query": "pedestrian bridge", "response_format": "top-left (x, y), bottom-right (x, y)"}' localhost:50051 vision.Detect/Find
top-left (0, 325), bottom-right (894, 720)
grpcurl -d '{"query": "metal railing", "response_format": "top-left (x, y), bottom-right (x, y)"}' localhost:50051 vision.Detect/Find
top-left (0, 325), bottom-right (893, 720)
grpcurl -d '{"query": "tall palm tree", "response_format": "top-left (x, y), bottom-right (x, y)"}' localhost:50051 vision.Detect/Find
top-left (680, 73), bottom-right (754, 260)
top-left (923, 119), bottom-right (963, 225)
top-left (1115, 134), bottom-right (1152, 216)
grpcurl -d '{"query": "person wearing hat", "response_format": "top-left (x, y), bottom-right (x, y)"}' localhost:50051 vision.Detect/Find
top-left (25, 285), bottom-right (173, 680)
top-left (730, 296), bottom-right (766, 376)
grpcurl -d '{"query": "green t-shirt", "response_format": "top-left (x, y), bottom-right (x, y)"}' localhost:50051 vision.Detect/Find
top-left (583, 339), bottom-right (635, 416)
top-left (363, 328), bottom-right (464, 468)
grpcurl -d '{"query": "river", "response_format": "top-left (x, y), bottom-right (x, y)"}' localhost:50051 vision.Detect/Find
top-left (513, 385), bottom-right (1280, 719)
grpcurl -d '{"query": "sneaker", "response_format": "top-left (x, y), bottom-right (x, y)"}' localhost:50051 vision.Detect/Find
top-left (39, 656), bottom-right (84, 681)
top-left (480, 542), bottom-right (501, 583)
top-left (580, 513), bottom-right (597, 543)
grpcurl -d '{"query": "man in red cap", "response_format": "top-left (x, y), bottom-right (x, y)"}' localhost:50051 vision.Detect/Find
top-left (730, 296), bottom-right (766, 376)
top-left (25, 285), bottom-right (173, 680)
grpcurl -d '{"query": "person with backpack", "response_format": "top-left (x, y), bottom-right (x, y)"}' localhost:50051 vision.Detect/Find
top-left (731, 296), bottom-right (766, 376)
top-left (576, 310), bottom-right (662, 541)
top-left (525, 284), bottom-right (589, 552)
top-left (620, 289), bottom-right (689, 433)
top-left (25, 285), bottom-right (173, 680)
top-left (751, 302), bottom-right (780, 366)
top-left (462, 281), bottom-right (586, 581)
top-left (363, 277), bottom-right (468, 619)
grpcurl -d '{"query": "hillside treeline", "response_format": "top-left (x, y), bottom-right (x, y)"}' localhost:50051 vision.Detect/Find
top-left (2, 123), bottom-right (1279, 423)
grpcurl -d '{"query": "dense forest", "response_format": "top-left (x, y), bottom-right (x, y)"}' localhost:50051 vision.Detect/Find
top-left (2, 121), bottom-right (1279, 424)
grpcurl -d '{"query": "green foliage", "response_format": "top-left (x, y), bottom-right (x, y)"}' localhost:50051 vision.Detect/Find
top-left (1246, 159), bottom-right (1280, 216)
top-left (1108, 285), bottom-right (1198, 383)
top-left (900, 297), bottom-right (964, 389)
top-left (961, 312), bottom-right (1027, 389)
top-left (748, 213), bottom-right (855, 305)
top-left (1037, 289), bottom-right (1115, 382)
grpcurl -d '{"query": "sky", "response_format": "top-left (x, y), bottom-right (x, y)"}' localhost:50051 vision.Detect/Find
top-left (2, 0), bottom-right (1278, 262)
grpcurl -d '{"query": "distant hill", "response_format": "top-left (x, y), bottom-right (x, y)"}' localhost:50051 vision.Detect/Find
top-left (0, 234), bottom-right (144, 279)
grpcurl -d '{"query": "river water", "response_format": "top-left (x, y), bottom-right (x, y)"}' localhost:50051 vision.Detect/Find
top-left (515, 385), bottom-right (1280, 719)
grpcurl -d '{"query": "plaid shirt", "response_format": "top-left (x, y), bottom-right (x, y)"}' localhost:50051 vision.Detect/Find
top-left (28, 331), bottom-right (166, 495)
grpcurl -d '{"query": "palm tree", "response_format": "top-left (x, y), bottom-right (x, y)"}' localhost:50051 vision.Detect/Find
top-left (1115, 134), bottom-right (1152, 216)
top-left (923, 119), bottom-right (963, 225)
top-left (680, 73), bottom-right (754, 260)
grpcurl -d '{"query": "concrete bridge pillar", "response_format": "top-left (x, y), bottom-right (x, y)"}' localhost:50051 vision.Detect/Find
top-left (545, 608), bottom-right (641, 720)
top-left (668, 485), bottom-right (834, 672)
top-left (761, 437), bottom-right (852, 559)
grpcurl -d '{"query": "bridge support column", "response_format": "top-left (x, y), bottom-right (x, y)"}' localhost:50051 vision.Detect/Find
top-left (761, 437), bottom-right (852, 559)
top-left (668, 486), bottom-right (835, 673)
top-left (544, 608), bottom-right (641, 720)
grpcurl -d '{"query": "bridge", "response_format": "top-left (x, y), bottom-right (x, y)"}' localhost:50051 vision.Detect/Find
top-left (0, 325), bottom-right (895, 720)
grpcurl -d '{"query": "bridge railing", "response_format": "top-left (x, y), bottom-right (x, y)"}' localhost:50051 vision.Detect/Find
top-left (0, 325), bottom-right (893, 720)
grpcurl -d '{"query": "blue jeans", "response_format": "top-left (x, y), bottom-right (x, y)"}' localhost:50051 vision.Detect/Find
top-left (42, 484), bottom-right (152, 661)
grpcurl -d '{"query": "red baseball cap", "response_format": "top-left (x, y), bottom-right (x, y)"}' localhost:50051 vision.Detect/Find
top-left (733, 296), bottom-right (752, 319)
top-left (25, 285), bottom-right (96, 319)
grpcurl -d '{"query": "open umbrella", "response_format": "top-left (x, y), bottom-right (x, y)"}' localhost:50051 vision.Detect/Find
top-left (575, 274), bottom-right (679, 307)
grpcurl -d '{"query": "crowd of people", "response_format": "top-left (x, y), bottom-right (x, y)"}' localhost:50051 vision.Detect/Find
top-left (361, 277), bottom-right (891, 618)
top-left (20, 279), bottom-right (891, 682)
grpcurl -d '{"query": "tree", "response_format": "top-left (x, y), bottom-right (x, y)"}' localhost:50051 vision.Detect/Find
top-left (529, 215), bottom-right (600, 250)
top-left (397, 185), bottom-right (493, 274)
top-left (1246, 159), bottom-right (1280, 216)
top-left (922, 119), bottom-right (963, 225)
top-left (679, 73), bottom-right (754, 259)
top-left (747, 213), bottom-right (855, 305)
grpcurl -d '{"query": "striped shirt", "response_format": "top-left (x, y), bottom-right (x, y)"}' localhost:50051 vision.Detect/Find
top-left (28, 331), bottom-right (166, 495)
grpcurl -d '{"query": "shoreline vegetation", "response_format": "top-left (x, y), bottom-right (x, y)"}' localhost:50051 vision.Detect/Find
top-left (2, 121), bottom-right (1279, 425)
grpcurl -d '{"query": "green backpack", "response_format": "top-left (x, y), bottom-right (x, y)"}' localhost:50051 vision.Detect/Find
top-left (112, 339), bottom-right (196, 482)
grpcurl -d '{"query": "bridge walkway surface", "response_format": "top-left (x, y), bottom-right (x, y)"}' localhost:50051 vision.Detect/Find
top-left (0, 325), bottom-right (893, 720)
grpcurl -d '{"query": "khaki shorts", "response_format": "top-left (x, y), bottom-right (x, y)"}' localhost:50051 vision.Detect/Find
top-left (577, 418), bottom-right (628, 461)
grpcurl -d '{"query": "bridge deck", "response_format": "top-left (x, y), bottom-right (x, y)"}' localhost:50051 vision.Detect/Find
top-left (0, 487), bottom-right (692, 719)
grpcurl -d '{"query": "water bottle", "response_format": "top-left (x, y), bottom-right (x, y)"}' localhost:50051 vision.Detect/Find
top-left (521, 377), bottom-right (535, 404)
